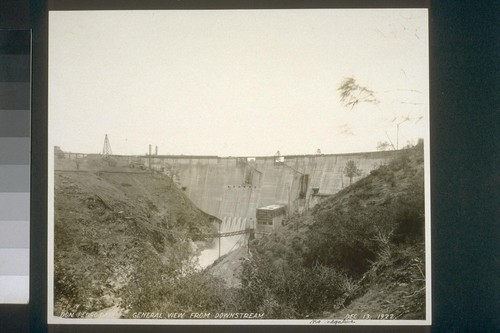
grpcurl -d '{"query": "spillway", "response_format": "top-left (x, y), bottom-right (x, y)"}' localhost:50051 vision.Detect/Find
top-left (197, 216), bottom-right (250, 268)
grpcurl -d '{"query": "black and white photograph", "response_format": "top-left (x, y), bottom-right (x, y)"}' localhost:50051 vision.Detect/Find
top-left (47, 9), bottom-right (430, 325)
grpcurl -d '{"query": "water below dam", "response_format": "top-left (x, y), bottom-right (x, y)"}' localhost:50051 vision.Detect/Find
top-left (196, 217), bottom-right (250, 269)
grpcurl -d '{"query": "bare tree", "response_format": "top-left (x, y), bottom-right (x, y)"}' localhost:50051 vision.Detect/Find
top-left (376, 141), bottom-right (393, 151)
top-left (338, 77), bottom-right (379, 110)
top-left (338, 77), bottom-right (424, 151)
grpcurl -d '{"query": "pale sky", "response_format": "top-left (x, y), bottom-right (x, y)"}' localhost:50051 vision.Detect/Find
top-left (49, 9), bottom-right (428, 156)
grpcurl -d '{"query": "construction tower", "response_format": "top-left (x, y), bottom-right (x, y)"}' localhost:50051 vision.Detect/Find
top-left (102, 134), bottom-right (113, 157)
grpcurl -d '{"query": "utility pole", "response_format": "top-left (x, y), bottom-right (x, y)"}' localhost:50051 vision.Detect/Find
top-left (385, 131), bottom-right (396, 150)
top-left (396, 118), bottom-right (410, 150)
top-left (148, 144), bottom-right (152, 170)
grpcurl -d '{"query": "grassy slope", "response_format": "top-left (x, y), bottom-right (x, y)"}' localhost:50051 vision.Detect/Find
top-left (323, 146), bottom-right (426, 319)
top-left (53, 157), bottom-right (215, 315)
top-left (54, 147), bottom-right (426, 319)
top-left (240, 144), bottom-right (426, 319)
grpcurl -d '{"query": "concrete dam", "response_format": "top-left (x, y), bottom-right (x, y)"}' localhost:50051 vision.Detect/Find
top-left (58, 148), bottom-right (400, 264)
top-left (138, 150), bottom-right (399, 229)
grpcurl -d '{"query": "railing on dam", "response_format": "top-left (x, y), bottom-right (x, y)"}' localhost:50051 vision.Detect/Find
top-left (200, 228), bottom-right (271, 238)
top-left (140, 149), bottom-right (401, 222)
top-left (159, 227), bottom-right (269, 239)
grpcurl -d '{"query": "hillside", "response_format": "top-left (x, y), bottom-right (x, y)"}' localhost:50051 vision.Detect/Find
top-left (236, 142), bottom-right (426, 319)
top-left (53, 156), bottom-right (216, 316)
top-left (53, 144), bottom-right (426, 320)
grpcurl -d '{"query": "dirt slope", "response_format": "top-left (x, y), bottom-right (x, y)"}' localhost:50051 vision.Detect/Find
top-left (208, 246), bottom-right (249, 288)
top-left (53, 156), bottom-right (215, 316)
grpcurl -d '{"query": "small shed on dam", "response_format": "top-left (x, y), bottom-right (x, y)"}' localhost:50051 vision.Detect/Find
top-left (256, 204), bottom-right (287, 236)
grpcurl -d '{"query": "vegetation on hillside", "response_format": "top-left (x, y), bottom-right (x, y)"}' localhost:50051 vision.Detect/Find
top-left (54, 143), bottom-right (426, 319)
top-left (53, 159), bottom-right (217, 315)
top-left (236, 142), bottom-right (426, 319)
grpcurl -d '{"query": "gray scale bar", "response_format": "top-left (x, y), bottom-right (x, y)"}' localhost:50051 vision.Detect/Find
top-left (0, 138), bottom-right (30, 164)
top-left (0, 82), bottom-right (30, 109)
top-left (0, 249), bottom-right (29, 275)
top-left (0, 221), bottom-right (29, 248)
top-left (0, 110), bottom-right (30, 137)
top-left (0, 55), bottom-right (30, 82)
top-left (0, 193), bottom-right (29, 220)
top-left (0, 165), bottom-right (30, 192)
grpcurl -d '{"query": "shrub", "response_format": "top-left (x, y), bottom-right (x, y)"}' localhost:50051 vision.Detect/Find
top-left (121, 248), bottom-right (233, 316)
top-left (305, 207), bottom-right (387, 276)
top-left (370, 164), bottom-right (388, 176)
top-left (389, 151), bottom-right (410, 171)
top-left (237, 254), bottom-right (346, 318)
top-left (392, 178), bottom-right (425, 242)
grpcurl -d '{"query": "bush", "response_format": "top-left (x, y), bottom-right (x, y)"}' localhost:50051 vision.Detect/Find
top-left (121, 249), bottom-right (233, 315)
top-left (389, 151), bottom-right (410, 171)
top-left (305, 204), bottom-right (396, 277)
top-left (370, 164), bottom-right (388, 176)
top-left (237, 254), bottom-right (347, 318)
top-left (392, 178), bottom-right (425, 242)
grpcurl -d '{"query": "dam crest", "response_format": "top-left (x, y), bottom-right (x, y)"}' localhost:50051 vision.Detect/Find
top-left (138, 150), bottom-right (399, 228)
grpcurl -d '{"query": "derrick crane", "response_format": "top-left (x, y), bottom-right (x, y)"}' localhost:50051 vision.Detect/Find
top-left (102, 134), bottom-right (113, 158)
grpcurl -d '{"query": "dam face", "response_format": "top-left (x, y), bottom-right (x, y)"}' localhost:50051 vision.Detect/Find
top-left (141, 150), bottom-right (399, 228)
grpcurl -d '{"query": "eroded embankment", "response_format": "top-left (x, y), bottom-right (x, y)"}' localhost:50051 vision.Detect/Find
top-left (53, 157), bottom-right (216, 317)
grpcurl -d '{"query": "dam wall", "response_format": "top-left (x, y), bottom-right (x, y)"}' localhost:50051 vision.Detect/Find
top-left (139, 150), bottom-right (400, 224)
